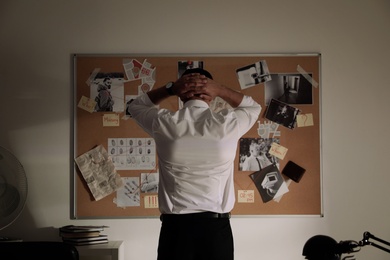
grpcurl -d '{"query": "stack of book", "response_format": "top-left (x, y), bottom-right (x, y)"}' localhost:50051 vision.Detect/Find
top-left (59, 225), bottom-right (109, 246)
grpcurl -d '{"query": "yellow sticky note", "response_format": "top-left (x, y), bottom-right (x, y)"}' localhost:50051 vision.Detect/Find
top-left (78, 96), bottom-right (96, 113)
top-left (237, 190), bottom-right (255, 203)
top-left (103, 114), bottom-right (120, 127)
top-left (269, 142), bottom-right (288, 160)
top-left (297, 113), bottom-right (314, 127)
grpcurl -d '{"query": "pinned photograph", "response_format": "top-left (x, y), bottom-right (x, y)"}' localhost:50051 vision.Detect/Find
top-left (178, 60), bottom-right (204, 78)
top-left (265, 99), bottom-right (300, 129)
top-left (125, 95), bottom-right (138, 118)
top-left (90, 72), bottom-right (125, 112)
top-left (236, 60), bottom-right (271, 89)
top-left (239, 137), bottom-right (279, 171)
top-left (265, 73), bottom-right (313, 105)
top-left (140, 172), bottom-right (159, 193)
top-left (250, 164), bottom-right (289, 203)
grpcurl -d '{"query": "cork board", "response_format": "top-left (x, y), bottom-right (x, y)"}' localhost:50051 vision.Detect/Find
top-left (72, 53), bottom-right (322, 218)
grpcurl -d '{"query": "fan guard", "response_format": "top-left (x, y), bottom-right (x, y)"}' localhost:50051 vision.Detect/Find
top-left (0, 146), bottom-right (28, 231)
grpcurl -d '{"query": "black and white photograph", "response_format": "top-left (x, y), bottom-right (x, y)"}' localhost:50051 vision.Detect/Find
top-left (239, 137), bottom-right (279, 171)
top-left (178, 60), bottom-right (204, 78)
top-left (249, 164), bottom-right (289, 203)
top-left (236, 60), bottom-right (271, 89)
top-left (264, 73), bottom-right (313, 105)
top-left (125, 95), bottom-right (137, 118)
top-left (90, 72), bottom-right (125, 112)
top-left (265, 98), bottom-right (300, 129)
top-left (140, 172), bottom-right (159, 193)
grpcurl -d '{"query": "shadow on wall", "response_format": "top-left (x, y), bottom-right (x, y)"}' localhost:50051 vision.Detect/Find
top-left (0, 206), bottom-right (61, 241)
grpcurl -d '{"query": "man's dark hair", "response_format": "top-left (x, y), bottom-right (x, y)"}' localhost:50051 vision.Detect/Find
top-left (182, 68), bottom-right (213, 79)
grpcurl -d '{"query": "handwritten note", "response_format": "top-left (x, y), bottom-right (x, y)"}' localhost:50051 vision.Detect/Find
top-left (78, 96), bottom-right (96, 113)
top-left (237, 190), bottom-right (255, 203)
top-left (103, 114), bottom-right (120, 127)
top-left (269, 142), bottom-right (288, 160)
top-left (297, 113), bottom-right (314, 127)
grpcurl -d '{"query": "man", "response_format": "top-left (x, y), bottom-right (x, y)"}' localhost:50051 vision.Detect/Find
top-left (242, 141), bottom-right (272, 171)
top-left (273, 104), bottom-right (288, 125)
top-left (95, 77), bottom-right (114, 111)
top-left (128, 68), bottom-right (261, 260)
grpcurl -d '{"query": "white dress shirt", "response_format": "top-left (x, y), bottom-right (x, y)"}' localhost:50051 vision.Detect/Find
top-left (129, 94), bottom-right (261, 214)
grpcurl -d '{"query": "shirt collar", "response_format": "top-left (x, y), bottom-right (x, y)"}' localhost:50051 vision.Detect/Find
top-left (183, 99), bottom-right (209, 108)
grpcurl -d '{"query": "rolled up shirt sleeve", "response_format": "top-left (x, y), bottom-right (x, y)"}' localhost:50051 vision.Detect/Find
top-left (233, 95), bottom-right (262, 136)
top-left (127, 94), bottom-right (159, 137)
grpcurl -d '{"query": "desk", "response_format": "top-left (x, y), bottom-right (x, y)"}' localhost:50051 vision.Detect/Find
top-left (76, 240), bottom-right (124, 260)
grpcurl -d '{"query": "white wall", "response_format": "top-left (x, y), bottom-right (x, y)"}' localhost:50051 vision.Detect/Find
top-left (1, 1), bottom-right (389, 259)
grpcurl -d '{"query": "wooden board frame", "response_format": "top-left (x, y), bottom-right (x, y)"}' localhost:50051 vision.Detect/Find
top-left (72, 53), bottom-right (322, 219)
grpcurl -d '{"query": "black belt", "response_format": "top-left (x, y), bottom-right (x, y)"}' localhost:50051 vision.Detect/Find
top-left (160, 212), bottom-right (231, 221)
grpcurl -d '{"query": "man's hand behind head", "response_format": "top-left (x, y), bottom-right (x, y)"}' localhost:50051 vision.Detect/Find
top-left (176, 73), bottom-right (210, 102)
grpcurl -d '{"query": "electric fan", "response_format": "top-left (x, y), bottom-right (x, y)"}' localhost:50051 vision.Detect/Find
top-left (0, 146), bottom-right (28, 241)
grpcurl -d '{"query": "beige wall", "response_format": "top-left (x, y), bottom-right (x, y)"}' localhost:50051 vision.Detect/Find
top-left (1, 1), bottom-right (389, 259)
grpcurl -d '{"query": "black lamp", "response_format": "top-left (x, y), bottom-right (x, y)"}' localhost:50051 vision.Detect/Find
top-left (302, 235), bottom-right (342, 260)
top-left (302, 231), bottom-right (390, 260)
